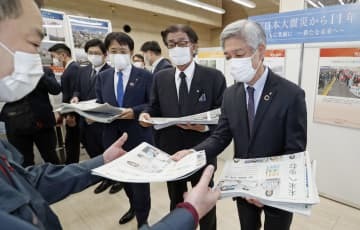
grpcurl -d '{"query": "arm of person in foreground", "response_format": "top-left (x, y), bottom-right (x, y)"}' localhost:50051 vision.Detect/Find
top-left (141, 165), bottom-right (220, 230)
top-left (23, 133), bottom-right (128, 204)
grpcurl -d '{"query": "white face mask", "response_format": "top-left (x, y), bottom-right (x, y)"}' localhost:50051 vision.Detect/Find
top-left (87, 54), bottom-right (104, 67)
top-left (168, 47), bottom-right (192, 66)
top-left (229, 51), bottom-right (261, 83)
top-left (133, 61), bottom-right (144, 68)
top-left (109, 54), bottom-right (131, 70)
top-left (52, 57), bottom-right (62, 67)
top-left (0, 42), bottom-right (43, 102)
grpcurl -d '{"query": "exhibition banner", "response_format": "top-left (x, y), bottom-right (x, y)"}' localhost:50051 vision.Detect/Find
top-left (68, 15), bottom-right (112, 64)
top-left (250, 4), bottom-right (360, 44)
top-left (314, 48), bottom-right (360, 128)
top-left (264, 49), bottom-right (286, 77)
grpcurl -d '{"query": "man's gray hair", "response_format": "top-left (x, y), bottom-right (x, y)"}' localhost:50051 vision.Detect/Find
top-left (0, 0), bottom-right (43, 21)
top-left (220, 19), bottom-right (266, 51)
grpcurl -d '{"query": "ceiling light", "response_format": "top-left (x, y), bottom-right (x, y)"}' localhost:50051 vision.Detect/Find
top-left (338, 0), bottom-right (345, 4)
top-left (306, 0), bottom-right (319, 8)
top-left (317, 1), bottom-right (325, 7)
top-left (232, 0), bottom-right (256, 8)
top-left (175, 0), bottom-right (225, 14)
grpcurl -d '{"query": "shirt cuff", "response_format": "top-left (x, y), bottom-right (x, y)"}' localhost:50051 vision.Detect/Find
top-left (176, 202), bottom-right (199, 227)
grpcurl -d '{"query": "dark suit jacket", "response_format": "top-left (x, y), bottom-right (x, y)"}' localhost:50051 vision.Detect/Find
top-left (195, 69), bottom-right (307, 159)
top-left (73, 63), bottom-right (111, 101)
top-left (96, 66), bottom-right (153, 150)
top-left (153, 58), bottom-right (172, 74)
top-left (145, 63), bottom-right (226, 160)
top-left (0, 67), bottom-right (61, 129)
top-left (61, 61), bottom-right (80, 103)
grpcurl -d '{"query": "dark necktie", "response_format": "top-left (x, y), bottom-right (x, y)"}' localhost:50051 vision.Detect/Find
top-left (247, 86), bottom-right (255, 136)
top-left (117, 71), bottom-right (124, 107)
top-left (179, 72), bottom-right (188, 115)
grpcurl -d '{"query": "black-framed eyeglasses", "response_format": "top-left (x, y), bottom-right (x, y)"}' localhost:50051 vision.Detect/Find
top-left (167, 40), bottom-right (191, 49)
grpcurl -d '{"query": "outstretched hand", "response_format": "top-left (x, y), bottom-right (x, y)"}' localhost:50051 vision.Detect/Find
top-left (103, 132), bottom-right (128, 164)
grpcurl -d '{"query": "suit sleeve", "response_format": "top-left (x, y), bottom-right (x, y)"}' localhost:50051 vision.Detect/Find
top-left (284, 89), bottom-right (307, 154)
top-left (208, 71), bottom-right (227, 132)
top-left (131, 72), bottom-right (153, 119)
top-left (0, 211), bottom-right (38, 230)
top-left (144, 73), bottom-right (161, 116)
top-left (24, 156), bottom-right (103, 204)
top-left (40, 68), bottom-right (61, 95)
top-left (95, 73), bottom-right (104, 104)
top-left (141, 208), bottom-right (196, 230)
top-left (72, 68), bottom-right (82, 99)
top-left (194, 91), bottom-right (233, 159)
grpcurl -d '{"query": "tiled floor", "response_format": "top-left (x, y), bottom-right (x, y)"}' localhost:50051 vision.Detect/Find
top-left (50, 151), bottom-right (360, 230)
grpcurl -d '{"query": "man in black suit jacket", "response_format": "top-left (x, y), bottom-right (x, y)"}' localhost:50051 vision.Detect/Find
top-left (173, 20), bottom-right (307, 230)
top-left (140, 41), bottom-right (172, 74)
top-left (49, 44), bottom-right (81, 164)
top-left (1, 67), bottom-right (61, 167)
top-left (140, 25), bottom-right (226, 230)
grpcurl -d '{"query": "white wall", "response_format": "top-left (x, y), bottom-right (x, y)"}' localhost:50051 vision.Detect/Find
top-left (301, 41), bottom-right (360, 208)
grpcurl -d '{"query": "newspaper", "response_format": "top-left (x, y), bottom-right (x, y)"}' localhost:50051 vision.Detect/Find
top-left (55, 100), bottom-right (123, 123)
top-left (216, 152), bottom-right (320, 215)
top-left (140, 108), bottom-right (221, 130)
top-left (92, 142), bottom-right (206, 182)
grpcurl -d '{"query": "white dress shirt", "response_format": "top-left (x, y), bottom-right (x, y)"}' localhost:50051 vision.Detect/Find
top-left (174, 60), bottom-right (195, 98)
top-left (244, 66), bottom-right (269, 114)
top-left (151, 57), bottom-right (164, 73)
top-left (114, 65), bottom-right (132, 99)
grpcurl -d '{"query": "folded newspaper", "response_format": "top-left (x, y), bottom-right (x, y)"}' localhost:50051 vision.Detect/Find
top-left (92, 142), bottom-right (206, 182)
top-left (55, 100), bottom-right (123, 123)
top-left (216, 152), bottom-right (319, 216)
top-left (140, 108), bottom-right (221, 130)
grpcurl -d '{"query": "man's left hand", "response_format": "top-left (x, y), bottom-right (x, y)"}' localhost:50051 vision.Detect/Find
top-left (177, 124), bottom-right (207, 132)
top-left (103, 132), bottom-right (128, 163)
top-left (246, 198), bottom-right (264, 208)
top-left (118, 108), bottom-right (135, 120)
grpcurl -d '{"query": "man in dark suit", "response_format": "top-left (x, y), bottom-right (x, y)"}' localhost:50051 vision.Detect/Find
top-left (140, 41), bottom-right (172, 74)
top-left (140, 25), bottom-right (226, 230)
top-left (96, 32), bottom-right (153, 228)
top-left (49, 44), bottom-right (81, 164)
top-left (1, 67), bottom-right (61, 167)
top-left (173, 20), bottom-right (307, 230)
top-left (70, 39), bottom-right (121, 195)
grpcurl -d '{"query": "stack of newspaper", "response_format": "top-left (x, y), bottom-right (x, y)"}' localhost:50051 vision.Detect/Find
top-left (92, 142), bottom-right (206, 182)
top-left (216, 152), bottom-right (319, 215)
top-left (55, 100), bottom-right (123, 123)
top-left (140, 108), bottom-right (221, 130)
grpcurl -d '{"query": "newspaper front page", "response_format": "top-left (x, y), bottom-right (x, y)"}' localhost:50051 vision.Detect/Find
top-left (55, 100), bottom-right (123, 123)
top-left (216, 152), bottom-right (319, 215)
top-left (140, 108), bottom-right (221, 130)
top-left (92, 142), bottom-right (206, 182)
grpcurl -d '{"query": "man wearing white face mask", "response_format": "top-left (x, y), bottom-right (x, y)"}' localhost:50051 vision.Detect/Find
top-left (139, 24), bottom-right (226, 230)
top-left (96, 32), bottom-right (153, 228)
top-left (172, 20), bottom-right (307, 230)
top-left (70, 39), bottom-right (114, 194)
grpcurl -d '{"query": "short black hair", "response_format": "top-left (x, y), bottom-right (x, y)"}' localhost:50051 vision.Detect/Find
top-left (161, 24), bottom-right (198, 47)
top-left (48, 43), bottom-right (72, 57)
top-left (104, 32), bottom-right (134, 51)
top-left (0, 0), bottom-right (43, 21)
top-left (84, 39), bottom-right (106, 54)
top-left (140, 41), bottom-right (162, 55)
top-left (132, 54), bottom-right (144, 62)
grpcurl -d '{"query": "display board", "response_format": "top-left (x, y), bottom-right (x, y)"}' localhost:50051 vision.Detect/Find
top-left (67, 15), bottom-right (112, 64)
top-left (263, 49), bottom-right (286, 77)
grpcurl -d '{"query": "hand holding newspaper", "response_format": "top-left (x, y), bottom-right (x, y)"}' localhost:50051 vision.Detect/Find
top-left (140, 108), bottom-right (221, 130)
top-left (92, 142), bottom-right (206, 182)
top-left (216, 152), bottom-right (319, 215)
top-left (55, 99), bottom-right (123, 123)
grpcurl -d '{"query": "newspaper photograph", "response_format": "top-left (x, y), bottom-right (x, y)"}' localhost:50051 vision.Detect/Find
top-left (216, 152), bottom-right (319, 215)
top-left (55, 100), bottom-right (123, 123)
top-left (140, 108), bottom-right (221, 130)
top-left (92, 142), bottom-right (206, 182)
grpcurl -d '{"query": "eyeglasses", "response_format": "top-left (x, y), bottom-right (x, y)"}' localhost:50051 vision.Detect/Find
top-left (167, 40), bottom-right (191, 49)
